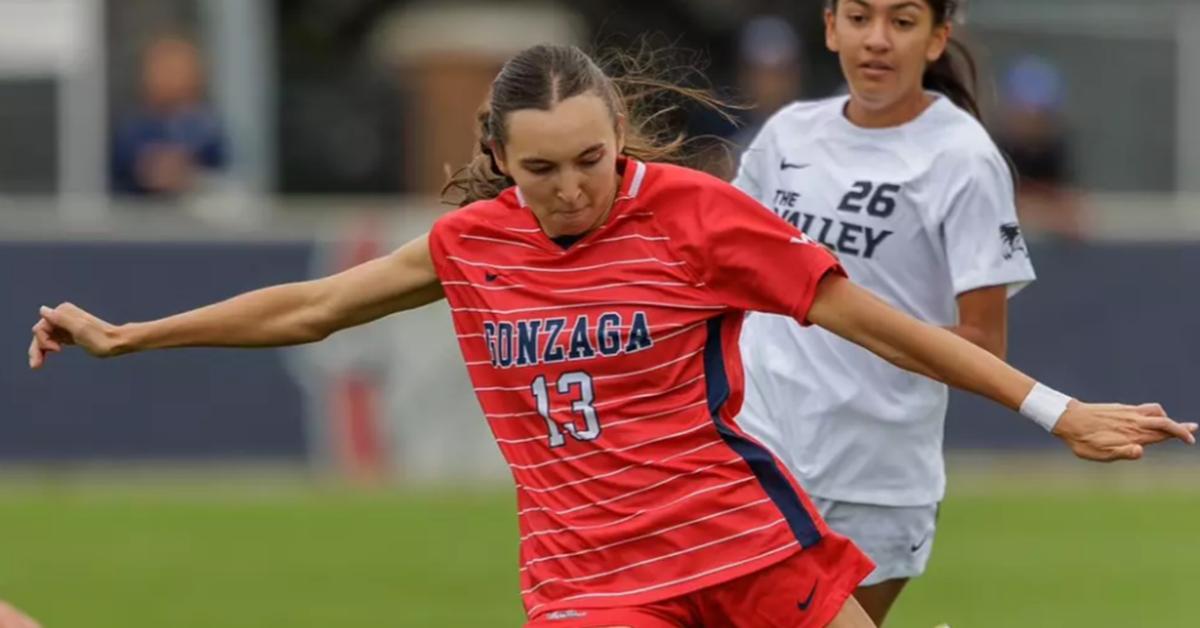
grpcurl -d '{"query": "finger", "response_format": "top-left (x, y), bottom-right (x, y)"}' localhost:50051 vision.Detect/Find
top-left (1136, 403), bottom-right (1167, 417)
top-left (32, 327), bottom-right (62, 353)
top-left (1139, 416), bottom-right (1198, 445)
top-left (28, 337), bottom-right (42, 369)
top-left (40, 305), bottom-right (73, 330)
top-left (32, 318), bottom-right (62, 341)
top-left (1111, 443), bottom-right (1144, 461)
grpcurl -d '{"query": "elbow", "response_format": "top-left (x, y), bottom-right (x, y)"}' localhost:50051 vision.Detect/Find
top-left (293, 281), bottom-right (343, 344)
top-left (300, 318), bottom-right (336, 344)
top-left (303, 303), bottom-right (343, 344)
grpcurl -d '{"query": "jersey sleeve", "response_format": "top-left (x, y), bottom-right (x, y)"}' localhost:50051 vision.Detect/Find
top-left (731, 125), bottom-right (773, 204)
top-left (666, 175), bottom-right (845, 325)
top-left (940, 147), bottom-right (1037, 297)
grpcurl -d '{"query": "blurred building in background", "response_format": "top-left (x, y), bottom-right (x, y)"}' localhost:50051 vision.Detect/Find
top-left (3, 0), bottom-right (1200, 482)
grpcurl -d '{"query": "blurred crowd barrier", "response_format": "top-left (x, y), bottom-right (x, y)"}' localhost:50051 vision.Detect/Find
top-left (2, 193), bottom-right (1199, 483)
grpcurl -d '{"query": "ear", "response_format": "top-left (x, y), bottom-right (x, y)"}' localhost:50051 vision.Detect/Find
top-left (926, 21), bottom-right (951, 64)
top-left (615, 113), bottom-right (628, 154)
top-left (824, 8), bottom-right (839, 52)
top-left (488, 139), bottom-right (510, 176)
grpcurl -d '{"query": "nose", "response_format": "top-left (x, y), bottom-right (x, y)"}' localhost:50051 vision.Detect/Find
top-left (556, 171), bottom-right (585, 207)
top-left (864, 18), bottom-right (891, 53)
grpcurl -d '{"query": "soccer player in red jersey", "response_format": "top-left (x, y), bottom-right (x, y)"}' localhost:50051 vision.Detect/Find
top-left (29, 44), bottom-right (1195, 628)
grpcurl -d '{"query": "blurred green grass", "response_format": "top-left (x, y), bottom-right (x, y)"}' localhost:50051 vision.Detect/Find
top-left (0, 469), bottom-right (1196, 628)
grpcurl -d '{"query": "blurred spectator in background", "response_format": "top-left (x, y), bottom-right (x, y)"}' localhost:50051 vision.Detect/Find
top-left (110, 35), bottom-right (230, 199)
top-left (730, 15), bottom-right (804, 153)
top-left (994, 54), bottom-right (1086, 240)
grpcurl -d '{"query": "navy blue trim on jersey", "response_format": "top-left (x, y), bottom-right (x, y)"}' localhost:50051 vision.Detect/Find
top-left (703, 316), bottom-right (822, 548)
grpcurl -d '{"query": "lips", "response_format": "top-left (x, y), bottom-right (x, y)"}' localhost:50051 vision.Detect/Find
top-left (859, 60), bottom-right (893, 79)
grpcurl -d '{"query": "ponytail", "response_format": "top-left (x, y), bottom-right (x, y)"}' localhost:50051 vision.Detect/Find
top-left (923, 38), bottom-right (982, 121)
top-left (924, 35), bottom-right (1020, 185)
top-left (442, 108), bottom-right (516, 208)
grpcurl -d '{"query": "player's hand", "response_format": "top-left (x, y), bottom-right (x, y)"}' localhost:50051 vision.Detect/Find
top-left (29, 302), bottom-right (121, 369)
top-left (0, 601), bottom-right (41, 628)
top-left (1052, 401), bottom-right (1198, 462)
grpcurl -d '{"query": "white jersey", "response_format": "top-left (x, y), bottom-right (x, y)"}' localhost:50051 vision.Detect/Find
top-left (734, 94), bottom-right (1037, 506)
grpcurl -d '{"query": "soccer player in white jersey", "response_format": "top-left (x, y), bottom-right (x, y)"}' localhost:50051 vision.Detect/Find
top-left (735, 0), bottom-right (1042, 624)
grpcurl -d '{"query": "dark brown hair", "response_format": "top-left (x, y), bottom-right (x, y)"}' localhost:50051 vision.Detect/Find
top-left (441, 43), bottom-right (738, 207)
top-left (827, 0), bottom-right (981, 120)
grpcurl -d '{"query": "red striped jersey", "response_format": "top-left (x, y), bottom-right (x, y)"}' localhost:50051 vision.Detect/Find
top-left (427, 158), bottom-right (846, 619)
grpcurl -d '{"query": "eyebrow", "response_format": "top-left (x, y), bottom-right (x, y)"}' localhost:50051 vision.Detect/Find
top-left (519, 143), bottom-right (605, 167)
top-left (847, 0), bottom-right (924, 10)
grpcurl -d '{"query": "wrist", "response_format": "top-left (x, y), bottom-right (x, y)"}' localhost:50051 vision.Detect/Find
top-left (109, 322), bottom-right (146, 356)
top-left (1020, 382), bottom-right (1074, 432)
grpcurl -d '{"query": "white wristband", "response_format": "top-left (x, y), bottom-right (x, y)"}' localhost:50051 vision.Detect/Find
top-left (1020, 382), bottom-right (1073, 431)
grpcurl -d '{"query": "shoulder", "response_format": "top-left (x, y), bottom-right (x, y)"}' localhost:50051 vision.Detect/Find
top-left (636, 162), bottom-right (771, 241)
top-left (920, 99), bottom-right (1011, 180)
top-left (774, 96), bottom-right (846, 127)
top-left (749, 97), bottom-right (846, 146)
top-left (640, 162), bottom-right (750, 208)
top-left (431, 190), bottom-right (522, 238)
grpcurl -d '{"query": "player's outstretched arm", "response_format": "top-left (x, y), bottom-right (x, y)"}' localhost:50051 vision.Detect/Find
top-left (806, 273), bottom-right (1198, 462)
top-left (0, 600), bottom-right (40, 628)
top-left (29, 233), bottom-right (444, 368)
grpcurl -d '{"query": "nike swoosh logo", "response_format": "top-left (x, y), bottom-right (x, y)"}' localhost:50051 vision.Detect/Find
top-left (780, 160), bottom-right (810, 170)
top-left (911, 536), bottom-right (930, 552)
top-left (485, 273), bottom-right (499, 283)
top-left (797, 581), bottom-right (818, 611)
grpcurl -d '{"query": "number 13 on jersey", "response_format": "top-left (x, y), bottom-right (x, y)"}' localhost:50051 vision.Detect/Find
top-left (532, 372), bottom-right (602, 447)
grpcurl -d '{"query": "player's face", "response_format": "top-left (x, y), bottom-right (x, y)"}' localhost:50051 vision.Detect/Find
top-left (825, 0), bottom-right (949, 112)
top-left (495, 93), bottom-right (626, 238)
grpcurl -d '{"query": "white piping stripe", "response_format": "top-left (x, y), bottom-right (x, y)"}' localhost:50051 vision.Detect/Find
top-left (614, 211), bottom-right (655, 222)
top-left (441, 281), bottom-right (526, 292)
top-left (451, 301), bottom-right (724, 315)
top-left (524, 543), bottom-right (796, 615)
top-left (654, 321), bottom-right (711, 345)
top-left (460, 234), bottom-right (542, 250)
top-left (473, 349), bottom-right (700, 391)
top-left (475, 348), bottom-right (705, 393)
top-left (515, 458), bottom-right (742, 517)
top-left (495, 399), bottom-right (708, 445)
top-left (627, 160), bottom-right (647, 197)
top-left (578, 234), bottom-right (670, 247)
top-left (519, 475), bottom-right (755, 540)
top-left (521, 519), bottom-right (788, 594)
top-left (551, 281), bottom-right (696, 294)
top-left (446, 255), bottom-right (685, 274)
top-left (485, 375), bottom-right (703, 419)
top-left (509, 421), bottom-right (713, 471)
top-left (592, 347), bottom-right (702, 382)
top-left (521, 498), bottom-right (772, 568)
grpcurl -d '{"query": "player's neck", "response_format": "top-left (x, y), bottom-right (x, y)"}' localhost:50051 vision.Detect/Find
top-left (844, 90), bottom-right (935, 129)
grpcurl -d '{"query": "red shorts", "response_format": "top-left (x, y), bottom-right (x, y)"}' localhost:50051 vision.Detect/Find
top-left (525, 532), bottom-right (874, 628)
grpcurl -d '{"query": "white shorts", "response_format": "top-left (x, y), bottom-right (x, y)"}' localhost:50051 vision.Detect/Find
top-left (811, 496), bottom-right (941, 587)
